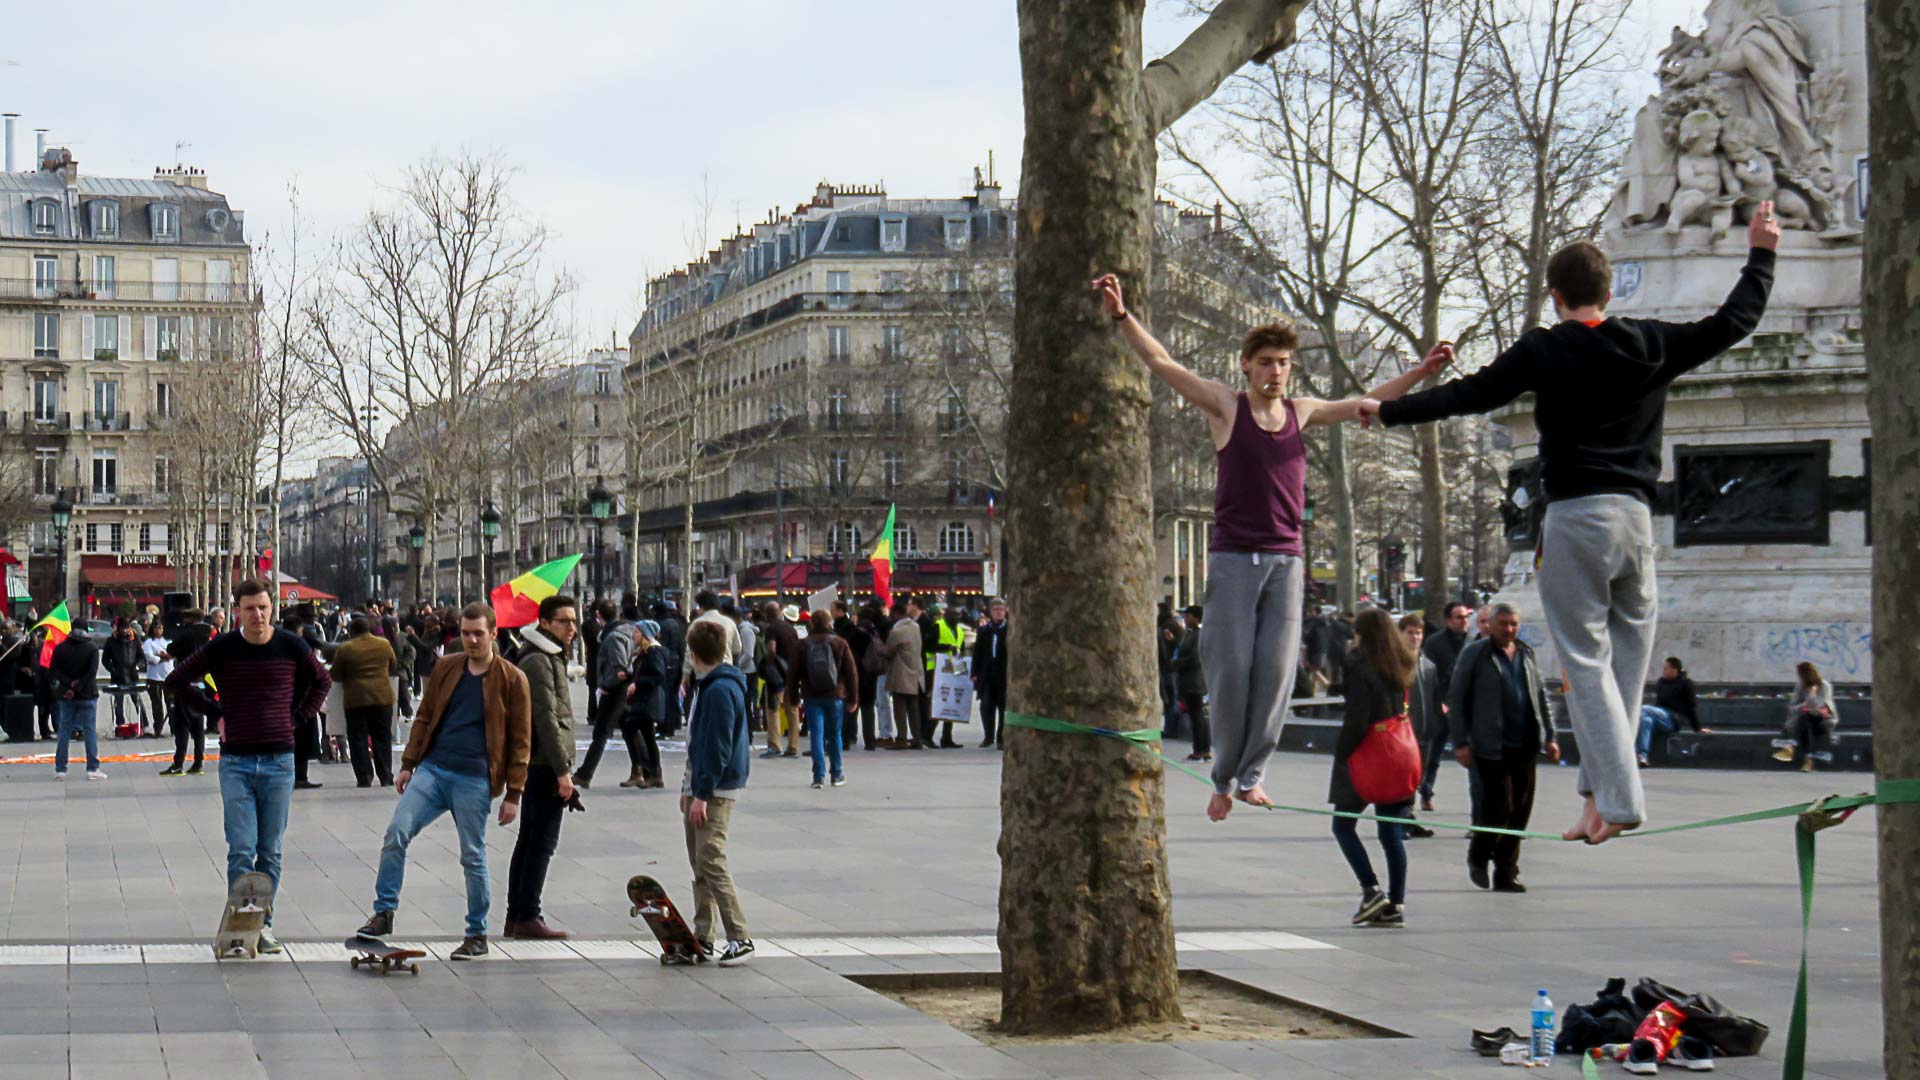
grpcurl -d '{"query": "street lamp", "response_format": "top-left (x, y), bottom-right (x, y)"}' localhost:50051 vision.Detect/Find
top-left (51, 493), bottom-right (73, 610)
top-left (408, 524), bottom-right (426, 604)
top-left (587, 483), bottom-right (612, 601)
top-left (480, 502), bottom-right (501, 599)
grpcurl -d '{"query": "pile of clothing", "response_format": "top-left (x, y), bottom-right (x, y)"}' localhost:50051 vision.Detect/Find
top-left (1556, 978), bottom-right (1770, 1074)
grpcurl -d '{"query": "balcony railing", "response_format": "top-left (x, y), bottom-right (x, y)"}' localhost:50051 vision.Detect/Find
top-left (0, 278), bottom-right (258, 303)
top-left (84, 487), bottom-right (172, 507)
top-left (82, 412), bottom-right (134, 432)
top-left (18, 411), bottom-right (71, 431)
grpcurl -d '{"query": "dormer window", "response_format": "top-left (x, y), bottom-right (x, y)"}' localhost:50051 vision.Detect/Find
top-left (944, 215), bottom-right (971, 250)
top-left (151, 203), bottom-right (179, 242)
top-left (31, 199), bottom-right (57, 235)
top-left (880, 215), bottom-right (907, 252)
top-left (91, 200), bottom-right (119, 239)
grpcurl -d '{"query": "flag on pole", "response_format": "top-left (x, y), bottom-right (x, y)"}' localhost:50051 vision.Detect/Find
top-left (489, 554), bottom-right (583, 629)
top-left (869, 504), bottom-right (897, 610)
top-left (33, 600), bottom-right (71, 666)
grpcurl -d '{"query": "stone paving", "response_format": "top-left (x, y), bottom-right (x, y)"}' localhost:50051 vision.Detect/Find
top-left (0, 693), bottom-right (1887, 1080)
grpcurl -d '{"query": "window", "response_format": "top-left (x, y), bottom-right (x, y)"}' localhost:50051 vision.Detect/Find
top-left (940, 521), bottom-right (976, 554)
top-left (34, 313), bottom-right (58, 358)
top-left (882, 384), bottom-right (906, 426)
top-left (828, 449), bottom-right (850, 491)
top-left (882, 451), bottom-right (906, 489)
top-left (833, 224), bottom-right (851, 242)
top-left (94, 315), bottom-right (119, 360)
top-left (880, 270), bottom-right (907, 292)
top-left (880, 216), bottom-right (906, 252)
top-left (208, 259), bottom-right (233, 302)
top-left (32, 200), bottom-right (57, 235)
top-left (826, 385), bottom-right (850, 430)
top-left (153, 381), bottom-right (172, 419)
top-left (93, 380), bottom-right (119, 425)
top-left (827, 271), bottom-right (851, 309)
top-left (591, 403), bottom-right (600, 428)
top-left (152, 257), bottom-right (179, 301)
top-left (220, 522), bottom-right (232, 552)
top-left (945, 268), bottom-right (967, 293)
top-left (948, 449), bottom-right (970, 491)
top-left (828, 521), bottom-right (863, 554)
top-left (880, 325), bottom-right (905, 361)
top-left (944, 217), bottom-right (971, 250)
top-left (108, 523), bottom-right (124, 554)
top-left (139, 523), bottom-right (156, 552)
top-left (151, 204), bottom-right (179, 241)
top-left (33, 448), bottom-right (59, 495)
top-left (208, 316), bottom-right (234, 361)
top-left (86, 523), bottom-right (102, 553)
top-left (33, 255), bottom-right (57, 298)
top-left (595, 371), bottom-right (611, 395)
top-left (587, 443), bottom-right (600, 468)
top-left (154, 454), bottom-right (171, 493)
top-left (827, 325), bottom-right (850, 362)
top-left (30, 521), bottom-right (55, 555)
top-left (92, 201), bottom-right (119, 238)
top-left (155, 316), bottom-right (180, 361)
top-left (32, 377), bottom-right (59, 421)
top-left (894, 523), bottom-right (917, 556)
top-left (92, 449), bottom-right (117, 499)
top-left (92, 255), bottom-right (116, 298)
top-left (942, 387), bottom-right (966, 432)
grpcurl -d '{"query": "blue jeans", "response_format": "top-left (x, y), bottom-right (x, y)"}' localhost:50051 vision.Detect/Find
top-left (1332, 799), bottom-right (1412, 905)
top-left (375, 761), bottom-right (493, 938)
top-left (1636, 705), bottom-right (1676, 757)
top-left (805, 697), bottom-right (845, 784)
top-left (54, 698), bottom-right (101, 773)
top-left (220, 752), bottom-right (295, 926)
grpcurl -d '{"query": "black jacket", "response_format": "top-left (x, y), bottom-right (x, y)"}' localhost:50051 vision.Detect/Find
top-left (971, 620), bottom-right (1009, 689)
top-left (625, 643), bottom-right (667, 722)
top-left (1446, 637), bottom-right (1555, 761)
top-left (104, 636), bottom-right (144, 686)
top-left (1170, 626), bottom-right (1206, 697)
top-left (1329, 654), bottom-right (1407, 807)
top-left (1381, 249), bottom-right (1775, 504)
top-left (51, 636), bottom-right (101, 700)
top-left (1423, 627), bottom-right (1469, 704)
top-left (1654, 675), bottom-right (1701, 730)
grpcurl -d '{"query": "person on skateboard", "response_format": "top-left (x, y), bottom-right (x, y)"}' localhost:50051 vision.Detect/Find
top-left (353, 602), bottom-right (532, 960)
top-left (677, 619), bottom-right (754, 965)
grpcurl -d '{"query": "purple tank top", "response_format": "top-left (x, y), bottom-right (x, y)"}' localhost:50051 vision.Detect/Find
top-left (1210, 394), bottom-right (1305, 555)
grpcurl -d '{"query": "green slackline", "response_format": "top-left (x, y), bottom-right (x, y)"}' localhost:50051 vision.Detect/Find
top-left (1004, 711), bottom-right (1919, 1080)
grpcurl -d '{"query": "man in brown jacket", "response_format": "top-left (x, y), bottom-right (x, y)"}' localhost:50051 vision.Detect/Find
top-left (329, 615), bottom-right (400, 787)
top-left (786, 609), bottom-right (859, 789)
top-left (354, 602), bottom-right (531, 960)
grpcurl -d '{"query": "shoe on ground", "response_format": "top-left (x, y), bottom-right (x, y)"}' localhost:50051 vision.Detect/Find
top-left (1637, 753), bottom-right (1651, 768)
top-left (619, 772), bottom-right (645, 788)
top-left (159, 765), bottom-right (183, 776)
top-left (356, 911), bottom-right (394, 940)
top-left (1351, 886), bottom-right (1390, 926)
top-left (760, 747), bottom-right (783, 758)
top-left (87, 770), bottom-right (108, 781)
top-left (1624, 1037), bottom-right (1661, 1075)
top-left (1670, 1035), bottom-right (1715, 1071)
top-left (295, 780), bottom-right (323, 790)
top-left (503, 917), bottom-right (568, 940)
top-left (717, 939), bottom-right (755, 966)
top-left (1772, 747), bottom-right (1795, 763)
top-left (54, 771), bottom-right (66, 781)
top-left (256, 929), bottom-right (283, 954)
top-left (1184, 754), bottom-right (1206, 762)
top-left (1492, 877), bottom-right (1528, 894)
top-left (574, 776), bottom-right (593, 790)
top-left (783, 748), bottom-right (799, 757)
top-left (1421, 797), bottom-right (1436, 813)
top-left (810, 780), bottom-right (824, 790)
top-left (1469, 862), bottom-right (1491, 890)
top-left (186, 764), bottom-right (204, 775)
top-left (1405, 824), bottom-right (1437, 839)
top-left (831, 776), bottom-right (846, 787)
top-left (450, 936), bottom-right (488, 961)
top-left (1364, 902), bottom-right (1404, 928)
top-left (1472, 1027), bottom-right (1520, 1057)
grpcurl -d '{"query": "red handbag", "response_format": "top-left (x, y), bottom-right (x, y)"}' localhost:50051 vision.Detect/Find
top-left (1347, 692), bottom-right (1421, 806)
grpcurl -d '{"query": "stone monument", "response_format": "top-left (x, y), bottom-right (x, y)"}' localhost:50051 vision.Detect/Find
top-left (1492, 0), bottom-right (1872, 695)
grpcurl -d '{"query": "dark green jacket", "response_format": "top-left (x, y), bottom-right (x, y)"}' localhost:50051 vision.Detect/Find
top-left (516, 624), bottom-right (575, 774)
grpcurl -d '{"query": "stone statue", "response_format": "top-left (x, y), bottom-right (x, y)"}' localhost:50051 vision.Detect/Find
top-left (1718, 116), bottom-right (1815, 229)
top-left (1666, 111), bottom-right (1737, 237)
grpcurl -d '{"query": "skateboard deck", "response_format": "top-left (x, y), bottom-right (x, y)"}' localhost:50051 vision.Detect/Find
top-left (213, 871), bottom-right (274, 959)
top-left (627, 874), bottom-right (705, 964)
top-left (346, 936), bottom-right (424, 975)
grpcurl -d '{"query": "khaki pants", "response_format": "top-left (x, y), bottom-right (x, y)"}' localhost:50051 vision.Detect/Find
top-left (766, 700), bottom-right (799, 752)
top-left (683, 796), bottom-right (746, 944)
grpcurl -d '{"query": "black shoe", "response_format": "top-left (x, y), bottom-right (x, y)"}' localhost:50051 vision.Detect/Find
top-left (159, 765), bottom-right (183, 777)
top-left (1472, 1026), bottom-right (1521, 1057)
top-left (1351, 887), bottom-right (1390, 926)
top-left (1405, 824), bottom-right (1437, 839)
top-left (1363, 902), bottom-right (1404, 928)
top-left (355, 911), bottom-right (394, 940)
top-left (1492, 877), bottom-right (1527, 894)
top-left (1469, 862), bottom-right (1491, 890)
top-left (716, 939), bottom-right (755, 966)
top-left (295, 780), bottom-right (323, 790)
top-left (186, 764), bottom-right (204, 775)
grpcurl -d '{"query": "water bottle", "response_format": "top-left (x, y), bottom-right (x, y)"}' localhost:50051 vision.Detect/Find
top-left (1530, 988), bottom-right (1556, 1066)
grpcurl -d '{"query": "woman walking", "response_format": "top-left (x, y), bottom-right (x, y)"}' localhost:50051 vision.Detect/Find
top-left (1776, 661), bottom-right (1836, 772)
top-left (619, 621), bottom-right (668, 788)
top-left (1329, 607), bottom-right (1418, 928)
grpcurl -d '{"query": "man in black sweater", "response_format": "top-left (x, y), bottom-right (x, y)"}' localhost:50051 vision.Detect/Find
top-left (1359, 201), bottom-right (1781, 843)
top-left (50, 631), bottom-right (105, 779)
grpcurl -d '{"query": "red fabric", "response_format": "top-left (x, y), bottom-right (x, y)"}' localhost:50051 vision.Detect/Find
top-left (80, 565), bottom-right (174, 588)
top-left (1632, 1003), bottom-right (1687, 1062)
top-left (0, 547), bottom-right (20, 567)
top-left (1347, 714), bottom-right (1422, 805)
top-left (871, 560), bottom-right (893, 610)
top-left (490, 582), bottom-right (541, 629)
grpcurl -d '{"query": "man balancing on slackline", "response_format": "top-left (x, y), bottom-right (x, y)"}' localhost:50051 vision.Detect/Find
top-left (1356, 201), bottom-right (1782, 845)
top-left (1092, 274), bottom-right (1452, 821)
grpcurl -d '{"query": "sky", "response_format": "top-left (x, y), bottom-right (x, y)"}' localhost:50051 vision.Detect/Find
top-left (1, 0), bottom-right (1700, 463)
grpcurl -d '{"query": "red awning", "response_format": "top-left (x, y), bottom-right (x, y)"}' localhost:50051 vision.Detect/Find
top-left (80, 564), bottom-right (175, 588)
top-left (278, 581), bottom-right (337, 603)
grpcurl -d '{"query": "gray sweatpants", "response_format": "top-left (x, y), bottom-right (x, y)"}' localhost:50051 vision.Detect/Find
top-left (1536, 494), bottom-right (1657, 826)
top-left (1199, 553), bottom-right (1304, 796)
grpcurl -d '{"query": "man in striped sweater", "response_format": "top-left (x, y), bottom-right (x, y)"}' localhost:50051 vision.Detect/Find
top-left (169, 578), bottom-right (332, 954)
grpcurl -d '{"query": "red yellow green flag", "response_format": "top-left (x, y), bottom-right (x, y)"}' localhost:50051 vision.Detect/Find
top-left (870, 504), bottom-right (897, 610)
top-left (33, 600), bottom-right (71, 666)
top-left (489, 554), bottom-right (582, 629)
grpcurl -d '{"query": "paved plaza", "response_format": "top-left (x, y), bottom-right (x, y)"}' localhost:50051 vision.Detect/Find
top-left (0, 702), bottom-right (1887, 1080)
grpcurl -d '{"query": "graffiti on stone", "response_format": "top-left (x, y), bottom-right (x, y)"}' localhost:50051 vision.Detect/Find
top-left (1756, 622), bottom-right (1872, 677)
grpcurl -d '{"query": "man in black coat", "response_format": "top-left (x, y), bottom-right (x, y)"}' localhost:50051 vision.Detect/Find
top-left (162, 610), bottom-right (216, 775)
top-left (1419, 601), bottom-right (1474, 811)
top-left (971, 598), bottom-right (1010, 749)
top-left (50, 630), bottom-right (105, 778)
top-left (1447, 603), bottom-right (1559, 893)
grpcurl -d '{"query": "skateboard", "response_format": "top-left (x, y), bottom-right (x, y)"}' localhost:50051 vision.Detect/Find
top-left (346, 936), bottom-right (424, 975)
top-left (627, 874), bottom-right (706, 964)
top-left (213, 871), bottom-right (275, 959)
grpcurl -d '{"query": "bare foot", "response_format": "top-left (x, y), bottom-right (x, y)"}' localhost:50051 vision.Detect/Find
top-left (1235, 785), bottom-right (1273, 808)
top-left (1208, 793), bottom-right (1233, 821)
top-left (1562, 795), bottom-right (1639, 844)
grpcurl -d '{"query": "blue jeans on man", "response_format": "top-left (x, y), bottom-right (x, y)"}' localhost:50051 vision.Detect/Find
top-left (1636, 705), bottom-right (1676, 758)
top-left (374, 761), bottom-right (493, 938)
top-left (805, 697), bottom-right (845, 784)
top-left (220, 752), bottom-right (295, 924)
top-left (54, 698), bottom-right (101, 774)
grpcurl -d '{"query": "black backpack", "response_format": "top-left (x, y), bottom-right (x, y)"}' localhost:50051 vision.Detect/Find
top-left (805, 635), bottom-right (839, 696)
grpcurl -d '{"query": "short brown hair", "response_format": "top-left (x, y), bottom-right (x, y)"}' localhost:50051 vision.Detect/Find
top-left (1546, 241), bottom-right (1611, 309)
top-left (687, 619), bottom-right (728, 665)
top-left (460, 602), bottom-right (496, 630)
top-left (1241, 322), bottom-right (1298, 360)
top-left (1396, 614), bottom-right (1423, 632)
top-left (232, 578), bottom-right (272, 604)
top-left (808, 609), bottom-right (832, 632)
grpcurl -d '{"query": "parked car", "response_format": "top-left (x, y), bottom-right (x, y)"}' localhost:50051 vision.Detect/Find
top-left (73, 619), bottom-right (114, 646)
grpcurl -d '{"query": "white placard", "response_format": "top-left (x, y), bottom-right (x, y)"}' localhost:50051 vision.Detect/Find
top-left (931, 654), bottom-right (974, 724)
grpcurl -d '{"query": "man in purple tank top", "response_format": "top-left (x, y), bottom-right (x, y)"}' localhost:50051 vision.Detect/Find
top-left (1093, 274), bottom-right (1450, 821)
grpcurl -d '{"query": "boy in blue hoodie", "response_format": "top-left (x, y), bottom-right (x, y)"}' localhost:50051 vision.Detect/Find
top-left (675, 619), bottom-right (753, 965)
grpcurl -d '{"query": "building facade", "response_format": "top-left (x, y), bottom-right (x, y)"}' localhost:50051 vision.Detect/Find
top-left (0, 138), bottom-right (257, 615)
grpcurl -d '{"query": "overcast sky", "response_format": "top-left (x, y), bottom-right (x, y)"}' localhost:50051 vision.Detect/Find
top-left (2, 0), bottom-right (1698, 462)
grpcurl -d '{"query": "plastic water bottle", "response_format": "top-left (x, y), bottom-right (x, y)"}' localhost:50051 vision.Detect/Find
top-left (1530, 988), bottom-right (1556, 1065)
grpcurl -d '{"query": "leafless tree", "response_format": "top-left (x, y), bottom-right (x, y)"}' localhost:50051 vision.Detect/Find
top-left (255, 181), bottom-right (323, 592)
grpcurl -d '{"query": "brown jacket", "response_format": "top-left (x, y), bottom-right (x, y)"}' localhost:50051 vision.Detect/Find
top-left (785, 630), bottom-right (860, 709)
top-left (329, 633), bottom-right (399, 709)
top-left (401, 653), bottom-right (533, 802)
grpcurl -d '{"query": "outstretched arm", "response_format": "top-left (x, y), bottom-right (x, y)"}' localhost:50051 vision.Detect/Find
top-left (1092, 274), bottom-right (1237, 423)
top-left (1301, 343), bottom-right (1454, 428)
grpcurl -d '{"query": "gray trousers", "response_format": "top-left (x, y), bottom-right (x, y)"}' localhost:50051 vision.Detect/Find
top-left (1536, 494), bottom-right (1657, 826)
top-left (1199, 553), bottom-right (1303, 796)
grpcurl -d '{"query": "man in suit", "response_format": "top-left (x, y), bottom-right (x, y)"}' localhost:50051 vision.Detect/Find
top-left (971, 599), bottom-right (1009, 749)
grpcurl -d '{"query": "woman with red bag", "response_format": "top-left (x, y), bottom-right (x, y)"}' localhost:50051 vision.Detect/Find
top-left (1329, 607), bottom-right (1423, 928)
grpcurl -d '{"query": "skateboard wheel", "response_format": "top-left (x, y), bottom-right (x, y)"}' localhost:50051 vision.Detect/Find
top-left (658, 953), bottom-right (670, 966)
top-left (351, 957), bottom-right (361, 969)
top-left (409, 963), bottom-right (420, 975)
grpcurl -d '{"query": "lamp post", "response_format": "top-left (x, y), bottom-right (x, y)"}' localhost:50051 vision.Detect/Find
top-left (588, 483), bottom-right (612, 601)
top-left (51, 493), bottom-right (73, 609)
top-left (407, 524), bottom-right (426, 604)
top-left (480, 502), bottom-right (501, 601)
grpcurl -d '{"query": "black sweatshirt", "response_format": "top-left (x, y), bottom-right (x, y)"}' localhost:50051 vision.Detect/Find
top-left (1380, 248), bottom-right (1776, 504)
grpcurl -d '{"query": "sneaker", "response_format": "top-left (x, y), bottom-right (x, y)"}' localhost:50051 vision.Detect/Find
top-left (1405, 824), bottom-right (1436, 839)
top-left (1492, 877), bottom-right (1528, 894)
top-left (716, 939), bottom-right (755, 966)
top-left (782, 748), bottom-right (798, 758)
top-left (1637, 753), bottom-right (1651, 768)
top-left (1669, 1035), bottom-right (1715, 1071)
top-left (1623, 1037), bottom-right (1661, 1075)
top-left (760, 747), bottom-right (784, 759)
top-left (355, 910), bottom-right (394, 940)
top-left (810, 780), bottom-right (824, 790)
top-left (450, 936), bottom-right (488, 960)
top-left (256, 928), bottom-right (283, 954)
top-left (831, 776), bottom-right (846, 787)
top-left (1772, 747), bottom-right (1795, 763)
top-left (54, 771), bottom-right (67, 781)
top-left (1365, 902), bottom-right (1404, 928)
top-left (186, 764), bottom-right (204, 775)
top-left (159, 765), bottom-right (183, 776)
top-left (1468, 862), bottom-right (1491, 890)
top-left (1351, 887), bottom-right (1390, 926)
top-left (86, 769), bottom-right (107, 781)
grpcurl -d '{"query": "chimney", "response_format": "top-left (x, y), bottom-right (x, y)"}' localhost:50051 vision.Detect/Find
top-left (34, 128), bottom-right (47, 163)
top-left (2, 114), bottom-right (14, 172)
top-left (1213, 201), bottom-right (1223, 234)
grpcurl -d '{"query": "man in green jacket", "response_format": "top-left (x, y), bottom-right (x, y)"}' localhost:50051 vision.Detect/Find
top-left (505, 594), bottom-right (578, 939)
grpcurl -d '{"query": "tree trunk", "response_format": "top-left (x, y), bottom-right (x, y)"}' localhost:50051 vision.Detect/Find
top-left (1866, 0), bottom-right (1919, 1072)
top-left (1328, 422), bottom-right (1358, 608)
top-left (999, 0), bottom-right (1181, 1034)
